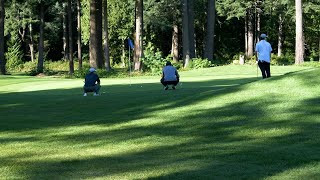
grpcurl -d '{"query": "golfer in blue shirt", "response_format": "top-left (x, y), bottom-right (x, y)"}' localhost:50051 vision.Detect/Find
top-left (255, 34), bottom-right (272, 79)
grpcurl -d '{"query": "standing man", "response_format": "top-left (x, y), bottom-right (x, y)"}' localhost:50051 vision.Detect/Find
top-left (83, 67), bottom-right (101, 96)
top-left (255, 34), bottom-right (272, 79)
top-left (161, 61), bottom-right (180, 90)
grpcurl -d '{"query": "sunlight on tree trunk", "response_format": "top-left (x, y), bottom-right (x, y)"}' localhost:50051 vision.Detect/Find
top-left (63, 3), bottom-right (69, 61)
top-left (247, 8), bottom-right (254, 57)
top-left (295, 0), bottom-right (304, 64)
top-left (28, 24), bottom-right (35, 62)
top-left (103, 0), bottom-right (111, 72)
top-left (171, 24), bottom-right (179, 63)
top-left (182, 0), bottom-right (195, 68)
top-left (277, 13), bottom-right (284, 57)
top-left (134, 0), bottom-right (143, 71)
top-left (245, 10), bottom-right (248, 57)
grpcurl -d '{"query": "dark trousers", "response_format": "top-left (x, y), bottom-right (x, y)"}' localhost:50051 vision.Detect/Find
top-left (258, 61), bottom-right (271, 79)
top-left (161, 78), bottom-right (179, 86)
top-left (83, 84), bottom-right (101, 93)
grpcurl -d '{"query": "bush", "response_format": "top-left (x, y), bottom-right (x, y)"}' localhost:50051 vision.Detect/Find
top-left (271, 54), bottom-right (295, 65)
top-left (298, 61), bottom-right (320, 68)
top-left (141, 42), bottom-right (167, 75)
top-left (191, 58), bottom-right (213, 69)
top-left (5, 33), bottom-right (23, 71)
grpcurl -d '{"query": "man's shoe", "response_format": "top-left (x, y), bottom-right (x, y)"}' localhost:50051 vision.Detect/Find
top-left (83, 93), bottom-right (87, 96)
top-left (164, 86), bottom-right (169, 90)
top-left (172, 86), bottom-right (176, 90)
top-left (93, 93), bottom-right (99, 96)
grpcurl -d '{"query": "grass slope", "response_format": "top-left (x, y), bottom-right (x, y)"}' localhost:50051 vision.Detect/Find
top-left (0, 65), bottom-right (319, 179)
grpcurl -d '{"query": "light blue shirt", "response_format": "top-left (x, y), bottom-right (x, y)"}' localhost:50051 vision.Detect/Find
top-left (162, 65), bottom-right (179, 81)
top-left (255, 40), bottom-right (272, 63)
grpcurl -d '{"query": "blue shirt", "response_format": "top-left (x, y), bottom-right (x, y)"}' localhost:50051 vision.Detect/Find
top-left (255, 40), bottom-right (272, 63)
top-left (162, 65), bottom-right (179, 81)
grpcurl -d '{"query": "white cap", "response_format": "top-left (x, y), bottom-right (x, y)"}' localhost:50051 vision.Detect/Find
top-left (89, 68), bottom-right (96, 72)
top-left (260, 34), bottom-right (268, 38)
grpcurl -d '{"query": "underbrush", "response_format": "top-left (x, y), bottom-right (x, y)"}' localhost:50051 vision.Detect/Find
top-left (7, 57), bottom-right (319, 78)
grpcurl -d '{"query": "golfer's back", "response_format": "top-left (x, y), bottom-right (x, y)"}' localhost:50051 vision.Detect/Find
top-left (163, 66), bottom-right (177, 81)
top-left (85, 73), bottom-right (99, 87)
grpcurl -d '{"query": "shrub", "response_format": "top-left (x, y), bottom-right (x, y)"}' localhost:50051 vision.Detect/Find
top-left (5, 33), bottom-right (23, 71)
top-left (271, 54), bottom-right (295, 65)
top-left (141, 42), bottom-right (166, 75)
top-left (192, 58), bottom-right (213, 69)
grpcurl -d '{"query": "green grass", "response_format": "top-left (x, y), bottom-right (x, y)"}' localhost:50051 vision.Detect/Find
top-left (0, 65), bottom-right (320, 179)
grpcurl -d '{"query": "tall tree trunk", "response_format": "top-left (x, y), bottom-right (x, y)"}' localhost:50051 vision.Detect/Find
top-left (277, 13), bottom-right (284, 57)
top-left (295, 0), bottom-right (304, 64)
top-left (28, 24), bottom-right (35, 62)
top-left (182, 0), bottom-right (190, 68)
top-left (188, 0), bottom-right (195, 59)
top-left (255, 8), bottom-right (261, 44)
top-left (204, 0), bottom-right (215, 61)
top-left (171, 24), bottom-right (178, 63)
top-left (96, 0), bottom-right (103, 68)
top-left (63, 3), bottom-right (69, 61)
top-left (37, 1), bottom-right (45, 73)
top-left (68, 0), bottom-right (74, 74)
top-left (89, 0), bottom-right (103, 69)
top-left (0, 0), bottom-right (5, 75)
top-left (121, 43), bottom-right (125, 67)
top-left (247, 8), bottom-right (254, 57)
top-left (245, 10), bottom-right (248, 57)
top-left (134, 0), bottom-right (143, 71)
top-left (77, 0), bottom-right (82, 70)
top-left (103, 0), bottom-right (111, 71)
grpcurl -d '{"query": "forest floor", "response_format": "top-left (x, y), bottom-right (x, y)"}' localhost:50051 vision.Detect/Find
top-left (0, 65), bottom-right (319, 179)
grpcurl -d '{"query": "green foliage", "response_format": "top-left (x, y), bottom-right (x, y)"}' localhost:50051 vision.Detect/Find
top-left (73, 68), bottom-right (88, 78)
top-left (271, 54), bottom-right (295, 65)
top-left (185, 58), bottom-right (213, 69)
top-left (141, 42), bottom-right (167, 75)
top-left (5, 33), bottom-right (23, 71)
top-left (107, 0), bottom-right (134, 64)
top-left (80, 0), bottom-right (90, 45)
top-left (298, 61), bottom-right (320, 68)
top-left (171, 61), bottom-right (184, 70)
top-left (73, 68), bottom-right (129, 78)
top-left (19, 61), bottom-right (37, 75)
top-left (192, 58), bottom-right (213, 69)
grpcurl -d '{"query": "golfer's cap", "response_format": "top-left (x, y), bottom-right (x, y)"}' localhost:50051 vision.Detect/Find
top-left (260, 34), bottom-right (268, 38)
top-left (89, 67), bottom-right (96, 72)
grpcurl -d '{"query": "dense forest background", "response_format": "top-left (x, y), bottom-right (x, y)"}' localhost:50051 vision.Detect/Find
top-left (0, 0), bottom-right (319, 75)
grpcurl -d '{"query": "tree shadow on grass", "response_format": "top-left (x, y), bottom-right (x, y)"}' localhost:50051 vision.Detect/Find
top-left (0, 73), bottom-right (320, 179)
top-left (2, 97), bottom-right (319, 179)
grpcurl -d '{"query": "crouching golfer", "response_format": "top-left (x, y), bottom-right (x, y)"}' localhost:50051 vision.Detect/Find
top-left (161, 61), bottom-right (180, 90)
top-left (83, 68), bottom-right (101, 96)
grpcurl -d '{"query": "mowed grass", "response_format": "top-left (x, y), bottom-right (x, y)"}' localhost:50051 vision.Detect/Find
top-left (0, 65), bottom-right (319, 179)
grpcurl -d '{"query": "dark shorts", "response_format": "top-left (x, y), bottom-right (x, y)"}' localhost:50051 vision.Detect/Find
top-left (160, 78), bottom-right (179, 86)
top-left (83, 84), bottom-right (101, 93)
